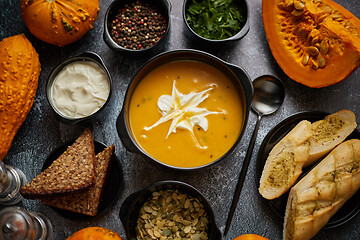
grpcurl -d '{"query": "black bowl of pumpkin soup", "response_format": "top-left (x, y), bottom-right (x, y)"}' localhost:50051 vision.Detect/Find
top-left (117, 49), bottom-right (253, 170)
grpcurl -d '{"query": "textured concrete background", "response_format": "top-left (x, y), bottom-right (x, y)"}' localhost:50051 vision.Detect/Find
top-left (1, 0), bottom-right (360, 239)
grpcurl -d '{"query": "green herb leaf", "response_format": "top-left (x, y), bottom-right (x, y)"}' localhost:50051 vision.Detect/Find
top-left (185, 0), bottom-right (245, 40)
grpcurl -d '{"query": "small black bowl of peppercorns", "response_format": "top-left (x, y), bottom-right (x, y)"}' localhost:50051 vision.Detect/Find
top-left (104, 0), bottom-right (171, 55)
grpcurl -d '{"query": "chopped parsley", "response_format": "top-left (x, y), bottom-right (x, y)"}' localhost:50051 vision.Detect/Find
top-left (185, 0), bottom-right (246, 40)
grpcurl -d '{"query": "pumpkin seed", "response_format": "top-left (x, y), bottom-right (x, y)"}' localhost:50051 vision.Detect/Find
top-left (311, 36), bottom-right (321, 45)
top-left (284, 0), bottom-right (293, 8)
top-left (302, 53), bottom-right (309, 65)
top-left (146, 229), bottom-right (155, 239)
top-left (321, 6), bottom-right (332, 14)
top-left (182, 220), bottom-right (192, 226)
top-left (138, 227), bottom-right (144, 238)
top-left (292, 9), bottom-right (305, 17)
top-left (191, 234), bottom-right (202, 240)
top-left (320, 40), bottom-right (329, 54)
top-left (184, 226), bottom-right (192, 233)
top-left (311, 59), bottom-right (319, 69)
top-left (332, 13), bottom-right (343, 19)
top-left (144, 206), bottom-right (153, 213)
top-left (317, 53), bottom-right (326, 68)
top-left (294, 0), bottom-right (305, 10)
top-left (153, 191), bottom-right (161, 197)
top-left (142, 214), bottom-right (151, 220)
top-left (308, 46), bottom-right (319, 55)
top-left (162, 229), bottom-right (172, 236)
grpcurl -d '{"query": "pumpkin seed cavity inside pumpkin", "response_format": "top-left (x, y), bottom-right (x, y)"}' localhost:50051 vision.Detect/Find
top-left (278, 0), bottom-right (360, 69)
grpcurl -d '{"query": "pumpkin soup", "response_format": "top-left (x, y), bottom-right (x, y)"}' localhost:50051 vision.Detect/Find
top-left (129, 60), bottom-right (244, 168)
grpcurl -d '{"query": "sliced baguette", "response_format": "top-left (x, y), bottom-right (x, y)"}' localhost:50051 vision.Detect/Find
top-left (41, 145), bottom-right (114, 216)
top-left (259, 120), bottom-right (312, 200)
top-left (20, 129), bottom-right (95, 199)
top-left (283, 139), bottom-right (360, 240)
top-left (306, 110), bottom-right (357, 166)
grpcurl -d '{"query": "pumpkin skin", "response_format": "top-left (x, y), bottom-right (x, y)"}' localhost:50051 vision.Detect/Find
top-left (0, 34), bottom-right (41, 161)
top-left (66, 227), bottom-right (123, 240)
top-left (263, 0), bottom-right (360, 88)
top-left (21, 0), bottom-right (100, 47)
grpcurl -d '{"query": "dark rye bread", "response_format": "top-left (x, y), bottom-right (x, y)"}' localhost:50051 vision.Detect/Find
top-left (20, 129), bottom-right (95, 199)
top-left (41, 145), bottom-right (114, 216)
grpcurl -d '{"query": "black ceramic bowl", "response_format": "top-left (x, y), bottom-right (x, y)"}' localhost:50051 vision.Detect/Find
top-left (183, 0), bottom-right (250, 42)
top-left (120, 180), bottom-right (222, 240)
top-left (116, 49), bottom-right (253, 170)
top-left (46, 52), bottom-right (112, 125)
top-left (103, 0), bottom-right (171, 55)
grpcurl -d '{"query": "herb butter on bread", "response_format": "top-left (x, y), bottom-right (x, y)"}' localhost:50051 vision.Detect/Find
top-left (306, 110), bottom-right (357, 166)
top-left (259, 120), bottom-right (312, 200)
top-left (20, 129), bottom-right (95, 199)
top-left (283, 139), bottom-right (360, 240)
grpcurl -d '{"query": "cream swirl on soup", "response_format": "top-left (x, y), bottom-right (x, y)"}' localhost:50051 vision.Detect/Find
top-left (144, 80), bottom-right (225, 149)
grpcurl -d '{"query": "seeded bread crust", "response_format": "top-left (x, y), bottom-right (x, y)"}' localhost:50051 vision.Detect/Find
top-left (20, 129), bottom-right (95, 199)
top-left (41, 145), bottom-right (114, 216)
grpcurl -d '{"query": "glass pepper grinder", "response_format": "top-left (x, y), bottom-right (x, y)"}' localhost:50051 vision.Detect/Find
top-left (0, 206), bottom-right (53, 240)
top-left (0, 161), bottom-right (27, 205)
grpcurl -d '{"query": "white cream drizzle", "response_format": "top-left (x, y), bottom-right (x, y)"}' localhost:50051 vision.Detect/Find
top-left (144, 80), bottom-right (225, 149)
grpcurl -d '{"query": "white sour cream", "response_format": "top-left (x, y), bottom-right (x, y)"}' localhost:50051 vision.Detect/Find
top-left (50, 61), bottom-right (110, 119)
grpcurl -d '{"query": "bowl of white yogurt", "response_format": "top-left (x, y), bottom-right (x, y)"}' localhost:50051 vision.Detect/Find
top-left (46, 52), bottom-right (112, 124)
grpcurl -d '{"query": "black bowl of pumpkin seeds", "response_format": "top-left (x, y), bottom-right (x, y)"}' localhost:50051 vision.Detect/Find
top-left (120, 180), bottom-right (222, 240)
top-left (104, 0), bottom-right (171, 55)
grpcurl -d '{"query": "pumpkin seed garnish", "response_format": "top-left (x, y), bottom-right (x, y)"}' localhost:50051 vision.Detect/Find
top-left (136, 189), bottom-right (209, 240)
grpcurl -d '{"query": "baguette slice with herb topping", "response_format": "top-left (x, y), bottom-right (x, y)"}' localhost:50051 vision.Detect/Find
top-left (259, 120), bottom-right (312, 200)
top-left (283, 139), bottom-right (360, 240)
top-left (306, 110), bottom-right (357, 166)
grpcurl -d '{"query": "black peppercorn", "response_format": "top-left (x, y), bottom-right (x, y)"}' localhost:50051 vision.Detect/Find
top-left (109, 0), bottom-right (167, 50)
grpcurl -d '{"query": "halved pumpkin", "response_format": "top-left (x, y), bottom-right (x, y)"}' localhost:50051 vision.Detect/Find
top-left (262, 0), bottom-right (360, 88)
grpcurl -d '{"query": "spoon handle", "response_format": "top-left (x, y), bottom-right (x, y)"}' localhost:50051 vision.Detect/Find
top-left (224, 114), bottom-right (262, 235)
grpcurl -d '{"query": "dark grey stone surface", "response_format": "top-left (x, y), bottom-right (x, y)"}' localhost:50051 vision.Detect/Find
top-left (1, 0), bottom-right (360, 239)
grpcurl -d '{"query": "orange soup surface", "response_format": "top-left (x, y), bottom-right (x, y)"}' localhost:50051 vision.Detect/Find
top-left (129, 60), bottom-right (244, 168)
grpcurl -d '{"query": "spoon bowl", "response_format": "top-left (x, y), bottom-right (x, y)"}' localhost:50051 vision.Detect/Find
top-left (252, 75), bottom-right (286, 116)
top-left (224, 75), bottom-right (285, 235)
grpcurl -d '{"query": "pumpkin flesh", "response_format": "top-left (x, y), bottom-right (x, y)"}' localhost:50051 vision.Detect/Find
top-left (21, 0), bottom-right (100, 47)
top-left (263, 0), bottom-right (360, 88)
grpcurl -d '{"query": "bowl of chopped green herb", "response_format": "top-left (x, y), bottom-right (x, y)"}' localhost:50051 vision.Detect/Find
top-left (183, 0), bottom-right (249, 42)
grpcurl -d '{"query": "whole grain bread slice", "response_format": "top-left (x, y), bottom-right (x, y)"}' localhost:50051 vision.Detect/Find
top-left (20, 128), bottom-right (95, 199)
top-left (41, 145), bottom-right (115, 216)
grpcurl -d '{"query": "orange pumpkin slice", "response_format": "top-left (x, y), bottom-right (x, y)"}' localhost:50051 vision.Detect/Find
top-left (263, 0), bottom-right (360, 88)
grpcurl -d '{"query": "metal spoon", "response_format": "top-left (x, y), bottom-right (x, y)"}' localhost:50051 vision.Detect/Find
top-left (224, 75), bottom-right (285, 235)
